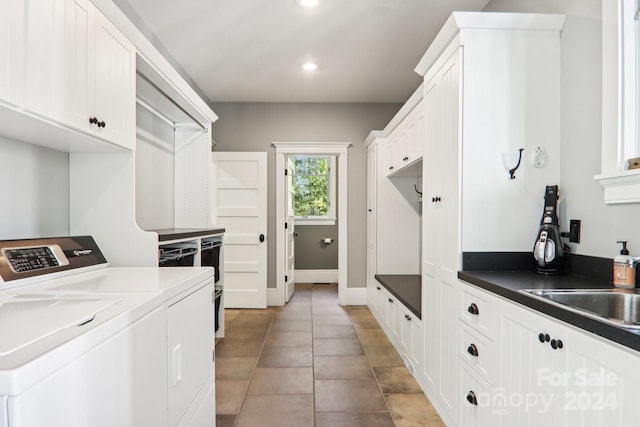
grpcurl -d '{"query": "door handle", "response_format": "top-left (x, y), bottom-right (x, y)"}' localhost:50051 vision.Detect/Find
top-left (259, 234), bottom-right (265, 242)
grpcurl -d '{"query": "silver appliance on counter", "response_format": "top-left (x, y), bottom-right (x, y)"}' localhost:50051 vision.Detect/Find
top-left (533, 185), bottom-right (567, 275)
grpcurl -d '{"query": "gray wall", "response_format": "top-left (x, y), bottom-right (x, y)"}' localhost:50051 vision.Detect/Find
top-left (0, 137), bottom-right (69, 239)
top-left (484, 0), bottom-right (640, 259)
top-left (210, 102), bottom-right (402, 288)
top-left (135, 103), bottom-right (176, 230)
top-left (295, 224), bottom-right (338, 270)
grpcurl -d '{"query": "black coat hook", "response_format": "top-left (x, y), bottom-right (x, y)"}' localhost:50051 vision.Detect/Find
top-left (509, 148), bottom-right (524, 180)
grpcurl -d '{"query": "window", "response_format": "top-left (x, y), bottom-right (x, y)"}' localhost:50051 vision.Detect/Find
top-left (595, 0), bottom-right (640, 203)
top-left (292, 155), bottom-right (336, 224)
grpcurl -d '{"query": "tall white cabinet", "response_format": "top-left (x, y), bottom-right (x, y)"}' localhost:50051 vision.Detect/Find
top-left (415, 12), bottom-right (565, 426)
top-left (420, 45), bottom-right (462, 422)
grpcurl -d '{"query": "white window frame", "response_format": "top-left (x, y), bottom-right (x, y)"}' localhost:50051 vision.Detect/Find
top-left (596, 0), bottom-right (640, 203)
top-left (292, 155), bottom-right (337, 225)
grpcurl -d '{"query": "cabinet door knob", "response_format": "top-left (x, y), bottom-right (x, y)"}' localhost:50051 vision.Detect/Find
top-left (259, 234), bottom-right (265, 243)
top-left (539, 333), bottom-right (550, 343)
top-left (388, 298), bottom-right (394, 303)
top-left (550, 339), bottom-right (563, 350)
top-left (389, 166), bottom-right (394, 170)
top-left (467, 343), bottom-right (479, 357)
top-left (466, 391), bottom-right (478, 406)
top-left (376, 286), bottom-right (381, 290)
top-left (368, 209), bottom-right (372, 212)
top-left (467, 303), bottom-right (479, 315)
top-left (98, 120), bottom-right (106, 128)
top-left (89, 117), bottom-right (98, 125)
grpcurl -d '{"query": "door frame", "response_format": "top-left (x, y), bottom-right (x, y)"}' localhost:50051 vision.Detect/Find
top-left (273, 142), bottom-right (351, 306)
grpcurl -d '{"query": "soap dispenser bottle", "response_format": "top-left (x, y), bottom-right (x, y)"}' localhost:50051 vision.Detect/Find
top-left (613, 241), bottom-right (635, 288)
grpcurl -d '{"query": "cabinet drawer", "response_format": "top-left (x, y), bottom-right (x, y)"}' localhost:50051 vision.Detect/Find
top-left (459, 322), bottom-right (498, 383)
top-left (460, 283), bottom-right (500, 339)
top-left (460, 362), bottom-right (500, 427)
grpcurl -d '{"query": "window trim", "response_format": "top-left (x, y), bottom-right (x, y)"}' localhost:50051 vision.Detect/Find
top-left (595, 0), bottom-right (640, 203)
top-left (292, 155), bottom-right (336, 225)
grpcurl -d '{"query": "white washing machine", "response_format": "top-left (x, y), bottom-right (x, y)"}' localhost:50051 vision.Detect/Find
top-left (0, 236), bottom-right (215, 427)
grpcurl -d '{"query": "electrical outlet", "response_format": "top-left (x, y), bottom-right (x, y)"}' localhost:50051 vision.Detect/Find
top-left (569, 219), bottom-right (581, 243)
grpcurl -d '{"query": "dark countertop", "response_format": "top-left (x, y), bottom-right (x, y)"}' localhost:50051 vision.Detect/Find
top-left (459, 270), bottom-right (640, 352)
top-left (375, 274), bottom-right (421, 319)
top-left (152, 228), bottom-right (226, 242)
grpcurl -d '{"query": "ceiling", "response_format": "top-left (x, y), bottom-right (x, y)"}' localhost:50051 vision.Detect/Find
top-left (119, 0), bottom-right (490, 104)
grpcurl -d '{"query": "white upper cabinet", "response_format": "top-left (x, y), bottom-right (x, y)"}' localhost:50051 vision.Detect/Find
top-left (385, 98), bottom-right (424, 177)
top-left (24, 0), bottom-right (135, 150)
top-left (0, 0), bottom-right (26, 107)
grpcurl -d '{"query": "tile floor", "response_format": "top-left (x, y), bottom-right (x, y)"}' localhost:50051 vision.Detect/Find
top-left (215, 283), bottom-right (445, 427)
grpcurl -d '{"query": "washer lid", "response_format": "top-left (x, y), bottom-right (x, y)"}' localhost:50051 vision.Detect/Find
top-left (0, 297), bottom-right (117, 356)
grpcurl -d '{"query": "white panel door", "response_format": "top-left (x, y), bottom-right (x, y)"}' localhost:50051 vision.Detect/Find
top-left (285, 156), bottom-right (296, 302)
top-left (213, 152), bottom-right (267, 309)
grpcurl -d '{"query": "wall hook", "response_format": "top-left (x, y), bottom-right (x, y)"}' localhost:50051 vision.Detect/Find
top-left (413, 184), bottom-right (422, 196)
top-left (508, 148), bottom-right (524, 180)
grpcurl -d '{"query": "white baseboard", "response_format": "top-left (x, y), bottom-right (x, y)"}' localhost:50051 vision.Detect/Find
top-left (346, 287), bottom-right (367, 305)
top-left (294, 269), bottom-right (338, 283)
top-left (267, 288), bottom-right (284, 306)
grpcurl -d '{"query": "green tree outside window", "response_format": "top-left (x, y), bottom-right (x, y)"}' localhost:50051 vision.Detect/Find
top-left (293, 156), bottom-right (330, 217)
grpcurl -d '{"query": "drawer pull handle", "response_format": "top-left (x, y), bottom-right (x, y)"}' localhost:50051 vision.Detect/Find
top-left (466, 391), bottom-right (478, 406)
top-left (538, 333), bottom-right (550, 343)
top-left (467, 343), bottom-right (479, 357)
top-left (467, 303), bottom-right (479, 315)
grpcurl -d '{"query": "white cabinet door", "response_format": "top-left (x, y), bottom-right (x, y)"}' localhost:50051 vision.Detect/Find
top-left (25, 0), bottom-right (91, 127)
top-left (383, 290), bottom-right (395, 333)
top-left (563, 327), bottom-right (640, 426)
top-left (409, 315), bottom-right (423, 373)
top-left (421, 46), bottom-right (462, 426)
top-left (399, 305), bottom-right (412, 355)
top-left (92, 9), bottom-right (135, 149)
top-left (0, 0), bottom-right (25, 106)
top-left (500, 300), bottom-right (554, 426)
top-left (384, 133), bottom-right (399, 175)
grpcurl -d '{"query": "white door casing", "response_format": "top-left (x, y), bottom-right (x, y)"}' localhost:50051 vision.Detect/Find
top-left (212, 152), bottom-right (267, 309)
top-left (273, 142), bottom-right (351, 306)
top-left (285, 156), bottom-right (296, 302)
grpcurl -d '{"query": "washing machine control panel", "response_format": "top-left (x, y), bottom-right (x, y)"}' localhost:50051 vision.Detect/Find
top-left (0, 236), bottom-right (107, 287)
top-left (2, 245), bottom-right (69, 273)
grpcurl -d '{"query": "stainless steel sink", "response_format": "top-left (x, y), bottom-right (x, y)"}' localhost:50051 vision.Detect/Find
top-left (520, 288), bottom-right (640, 329)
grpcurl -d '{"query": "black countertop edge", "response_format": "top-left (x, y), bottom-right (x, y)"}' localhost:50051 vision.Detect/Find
top-left (152, 228), bottom-right (226, 242)
top-left (374, 274), bottom-right (421, 319)
top-left (458, 271), bottom-right (640, 353)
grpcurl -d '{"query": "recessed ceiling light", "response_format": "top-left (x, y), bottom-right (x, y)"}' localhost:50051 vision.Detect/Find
top-left (296, 0), bottom-right (319, 7)
top-left (302, 62), bottom-right (318, 72)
